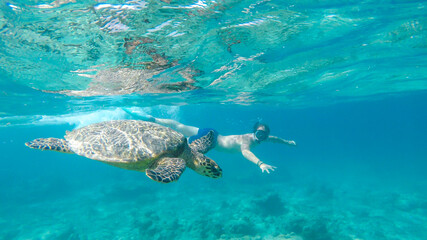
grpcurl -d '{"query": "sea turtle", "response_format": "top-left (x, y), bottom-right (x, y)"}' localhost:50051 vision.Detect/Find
top-left (25, 120), bottom-right (221, 183)
top-left (41, 49), bottom-right (201, 97)
top-left (43, 67), bottom-right (200, 97)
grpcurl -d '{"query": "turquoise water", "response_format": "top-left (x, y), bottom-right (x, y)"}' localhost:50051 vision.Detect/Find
top-left (1, 0), bottom-right (427, 239)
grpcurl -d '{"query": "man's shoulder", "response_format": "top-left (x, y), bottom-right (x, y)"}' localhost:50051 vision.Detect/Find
top-left (219, 133), bottom-right (252, 143)
top-left (242, 133), bottom-right (256, 145)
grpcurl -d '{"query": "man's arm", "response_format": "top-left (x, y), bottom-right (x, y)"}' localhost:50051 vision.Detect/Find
top-left (266, 135), bottom-right (296, 146)
top-left (241, 144), bottom-right (276, 174)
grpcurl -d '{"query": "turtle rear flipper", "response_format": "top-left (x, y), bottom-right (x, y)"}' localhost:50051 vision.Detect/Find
top-left (25, 138), bottom-right (73, 153)
top-left (146, 158), bottom-right (186, 183)
top-left (189, 130), bottom-right (215, 154)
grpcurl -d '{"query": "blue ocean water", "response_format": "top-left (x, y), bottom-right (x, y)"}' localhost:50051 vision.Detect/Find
top-left (1, 0), bottom-right (427, 239)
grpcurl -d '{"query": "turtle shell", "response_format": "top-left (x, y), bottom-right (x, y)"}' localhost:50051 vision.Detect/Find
top-left (65, 120), bottom-right (186, 165)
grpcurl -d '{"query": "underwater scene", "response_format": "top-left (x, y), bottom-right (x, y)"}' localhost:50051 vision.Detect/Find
top-left (1, 0), bottom-right (427, 239)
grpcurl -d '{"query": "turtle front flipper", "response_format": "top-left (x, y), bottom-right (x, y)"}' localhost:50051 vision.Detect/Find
top-left (25, 138), bottom-right (73, 153)
top-left (191, 151), bottom-right (222, 179)
top-left (189, 130), bottom-right (216, 154)
top-left (146, 158), bottom-right (186, 183)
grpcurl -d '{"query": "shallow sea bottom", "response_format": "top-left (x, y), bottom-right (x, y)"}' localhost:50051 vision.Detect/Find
top-left (1, 169), bottom-right (426, 240)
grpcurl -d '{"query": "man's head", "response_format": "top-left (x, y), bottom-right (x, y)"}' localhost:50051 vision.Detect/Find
top-left (253, 122), bottom-right (270, 142)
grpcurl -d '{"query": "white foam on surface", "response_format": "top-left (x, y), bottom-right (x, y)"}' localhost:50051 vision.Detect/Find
top-left (39, 108), bottom-right (130, 128)
top-left (1, 106), bottom-right (181, 129)
top-left (40, 106), bottom-right (180, 129)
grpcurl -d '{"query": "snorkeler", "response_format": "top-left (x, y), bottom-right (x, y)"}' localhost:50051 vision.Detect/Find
top-left (142, 116), bottom-right (296, 173)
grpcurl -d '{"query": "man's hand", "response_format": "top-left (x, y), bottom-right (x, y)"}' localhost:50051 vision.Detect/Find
top-left (260, 163), bottom-right (277, 174)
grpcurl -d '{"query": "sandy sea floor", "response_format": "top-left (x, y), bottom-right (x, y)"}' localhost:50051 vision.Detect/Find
top-left (2, 163), bottom-right (426, 240)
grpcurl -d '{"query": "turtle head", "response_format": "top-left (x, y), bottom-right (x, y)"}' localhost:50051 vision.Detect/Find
top-left (191, 151), bottom-right (222, 179)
